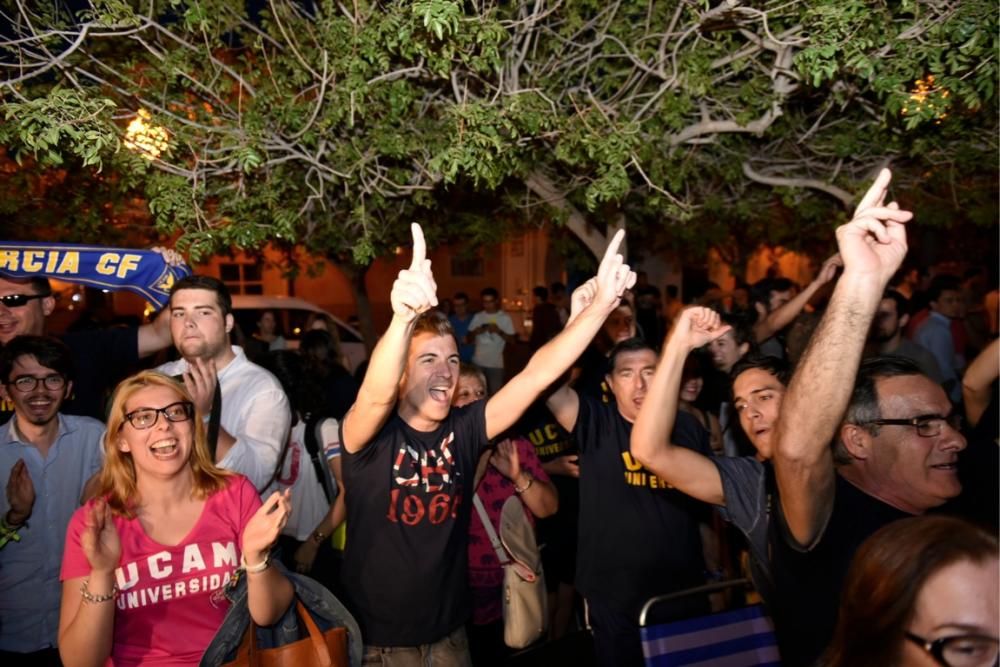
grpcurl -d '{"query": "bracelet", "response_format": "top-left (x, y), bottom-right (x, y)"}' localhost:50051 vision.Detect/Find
top-left (241, 552), bottom-right (271, 574)
top-left (311, 530), bottom-right (327, 545)
top-left (81, 578), bottom-right (119, 604)
top-left (514, 472), bottom-right (534, 494)
top-left (0, 515), bottom-right (23, 549)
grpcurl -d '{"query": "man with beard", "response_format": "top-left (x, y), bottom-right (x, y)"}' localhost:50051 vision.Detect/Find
top-left (156, 275), bottom-right (290, 491)
top-left (0, 336), bottom-right (104, 665)
top-left (865, 289), bottom-right (943, 383)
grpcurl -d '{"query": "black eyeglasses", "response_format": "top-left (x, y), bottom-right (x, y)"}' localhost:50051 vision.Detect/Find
top-left (863, 413), bottom-right (963, 437)
top-left (8, 374), bottom-right (66, 393)
top-left (123, 401), bottom-right (194, 430)
top-left (906, 631), bottom-right (1000, 667)
top-left (0, 293), bottom-right (50, 308)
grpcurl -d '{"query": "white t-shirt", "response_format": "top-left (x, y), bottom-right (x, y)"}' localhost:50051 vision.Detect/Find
top-left (469, 310), bottom-right (515, 369)
top-left (263, 418), bottom-right (340, 541)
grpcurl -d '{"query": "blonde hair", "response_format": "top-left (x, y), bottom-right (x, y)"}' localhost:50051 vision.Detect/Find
top-left (97, 371), bottom-right (230, 517)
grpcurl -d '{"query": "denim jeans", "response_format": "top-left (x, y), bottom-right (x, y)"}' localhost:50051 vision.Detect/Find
top-left (361, 626), bottom-right (471, 667)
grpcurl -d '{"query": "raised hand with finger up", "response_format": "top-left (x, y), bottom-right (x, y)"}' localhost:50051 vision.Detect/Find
top-left (592, 229), bottom-right (637, 312)
top-left (390, 223), bottom-right (438, 323)
top-left (836, 168), bottom-right (913, 285)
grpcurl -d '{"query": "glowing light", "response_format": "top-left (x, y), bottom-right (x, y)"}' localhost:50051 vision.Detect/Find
top-left (124, 109), bottom-right (169, 160)
top-left (901, 75), bottom-right (949, 122)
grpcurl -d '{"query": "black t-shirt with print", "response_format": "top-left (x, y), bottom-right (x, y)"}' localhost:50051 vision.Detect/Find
top-left (340, 401), bottom-right (489, 647)
top-left (574, 394), bottom-right (711, 618)
top-left (769, 473), bottom-right (912, 667)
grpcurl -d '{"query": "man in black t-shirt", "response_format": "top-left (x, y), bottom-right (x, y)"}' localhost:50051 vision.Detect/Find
top-left (0, 275), bottom-right (172, 422)
top-left (340, 224), bottom-right (636, 664)
top-left (770, 170), bottom-right (968, 666)
top-left (547, 335), bottom-right (714, 667)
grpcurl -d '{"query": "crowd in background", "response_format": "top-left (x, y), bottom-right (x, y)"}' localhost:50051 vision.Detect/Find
top-left (0, 171), bottom-right (997, 667)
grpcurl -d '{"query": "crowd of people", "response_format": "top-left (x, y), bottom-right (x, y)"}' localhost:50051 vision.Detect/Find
top-left (0, 169), bottom-right (997, 667)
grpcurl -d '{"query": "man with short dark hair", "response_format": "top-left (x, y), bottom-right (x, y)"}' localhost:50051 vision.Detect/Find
top-left (750, 255), bottom-right (841, 359)
top-left (467, 287), bottom-right (516, 394)
top-left (866, 289), bottom-right (943, 382)
top-left (155, 275), bottom-right (290, 490)
top-left (547, 329), bottom-right (712, 667)
top-left (0, 336), bottom-right (104, 665)
top-left (914, 274), bottom-right (965, 401)
top-left (0, 275), bottom-right (173, 421)
top-left (632, 326), bottom-right (791, 609)
top-left (340, 224), bottom-right (635, 664)
top-left (769, 170), bottom-right (966, 666)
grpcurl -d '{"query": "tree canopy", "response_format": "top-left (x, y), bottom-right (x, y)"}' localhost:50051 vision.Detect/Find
top-left (0, 0), bottom-right (996, 269)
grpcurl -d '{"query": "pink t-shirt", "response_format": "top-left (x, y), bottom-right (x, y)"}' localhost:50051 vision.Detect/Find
top-left (61, 475), bottom-right (261, 666)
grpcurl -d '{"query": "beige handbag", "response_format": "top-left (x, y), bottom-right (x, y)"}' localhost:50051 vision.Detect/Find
top-left (473, 493), bottom-right (548, 649)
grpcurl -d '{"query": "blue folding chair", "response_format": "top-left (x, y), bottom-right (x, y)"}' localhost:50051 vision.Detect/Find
top-left (639, 579), bottom-right (780, 666)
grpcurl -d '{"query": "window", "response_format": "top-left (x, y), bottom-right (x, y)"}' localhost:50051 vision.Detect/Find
top-left (219, 263), bottom-right (263, 295)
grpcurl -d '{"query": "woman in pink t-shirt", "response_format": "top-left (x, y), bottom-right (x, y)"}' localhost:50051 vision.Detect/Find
top-left (58, 371), bottom-right (294, 667)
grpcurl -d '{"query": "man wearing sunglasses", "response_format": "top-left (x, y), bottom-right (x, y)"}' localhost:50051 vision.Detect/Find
top-left (768, 170), bottom-right (972, 666)
top-left (0, 335), bottom-right (104, 666)
top-left (0, 276), bottom-right (173, 422)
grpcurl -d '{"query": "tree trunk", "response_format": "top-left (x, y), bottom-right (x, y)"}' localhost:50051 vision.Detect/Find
top-left (338, 259), bottom-right (377, 352)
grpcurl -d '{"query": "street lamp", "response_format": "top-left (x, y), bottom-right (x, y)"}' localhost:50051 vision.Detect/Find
top-left (124, 108), bottom-right (169, 160)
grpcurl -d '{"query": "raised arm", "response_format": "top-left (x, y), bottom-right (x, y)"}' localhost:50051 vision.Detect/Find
top-left (962, 338), bottom-right (999, 427)
top-left (631, 307), bottom-right (731, 506)
top-left (546, 279), bottom-right (597, 433)
top-left (753, 254), bottom-right (842, 343)
top-left (773, 169), bottom-right (912, 547)
top-left (489, 231), bottom-right (636, 439)
top-left (342, 224), bottom-right (437, 453)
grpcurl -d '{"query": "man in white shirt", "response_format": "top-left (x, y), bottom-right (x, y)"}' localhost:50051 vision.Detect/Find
top-left (467, 287), bottom-right (516, 394)
top-left (156, 275), bottom-right (290, 491)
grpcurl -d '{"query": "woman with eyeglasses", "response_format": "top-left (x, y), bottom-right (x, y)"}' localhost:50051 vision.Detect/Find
top-left (820, 515), bottom-right (998, 667)
top-left (57, 371), bottom-right (294, 667)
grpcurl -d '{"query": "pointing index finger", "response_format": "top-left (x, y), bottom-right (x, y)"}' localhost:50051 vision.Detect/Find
top-left (409, 223), bottom-right (426, 271)
top-left (601, 229), bottom-right (625, 267)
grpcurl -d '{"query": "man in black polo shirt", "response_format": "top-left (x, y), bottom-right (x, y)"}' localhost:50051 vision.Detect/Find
top-left (339, 224), bottom-right (635, 665)
top-left (770, 169), bottom-right (967, 666)
top-left (0, 276), bottom-right (171, 421)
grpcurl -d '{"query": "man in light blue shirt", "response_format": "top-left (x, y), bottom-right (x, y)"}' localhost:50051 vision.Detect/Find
top-left (914, 274), bottom-right (965, 402)
top-left (0, 336), bottom-right (104, 665)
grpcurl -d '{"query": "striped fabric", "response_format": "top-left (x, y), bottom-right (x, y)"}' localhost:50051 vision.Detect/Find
top-left (640, 604), bottom-right (780, 666)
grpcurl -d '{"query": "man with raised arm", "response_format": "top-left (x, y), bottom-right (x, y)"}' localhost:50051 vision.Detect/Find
top-left (546, 293), bottom-right (716, 667)
top-left (340, 224), bottom-right (634, 665)
top-left (769, 170), bottom-right (969, 666)
top-left (630, 310), bottom-right (788, 608)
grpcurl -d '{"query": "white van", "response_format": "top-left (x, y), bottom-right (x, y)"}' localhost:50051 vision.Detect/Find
top-left (230, 295), bottom-right (367, 373)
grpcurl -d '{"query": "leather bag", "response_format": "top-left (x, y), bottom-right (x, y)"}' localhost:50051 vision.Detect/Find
top-left (223, 600), bottom-right (350, 667)
top-left (473, 494), bottom-right (548, 649)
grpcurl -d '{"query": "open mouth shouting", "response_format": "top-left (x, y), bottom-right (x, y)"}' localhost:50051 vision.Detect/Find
top-left (149, 437), bottom-right (181, 460)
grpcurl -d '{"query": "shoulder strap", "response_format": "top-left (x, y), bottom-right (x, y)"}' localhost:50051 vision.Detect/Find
top-left (304, 414), bottom-right (336, 502)
top-left (472, 493), bottom-right (510, 565)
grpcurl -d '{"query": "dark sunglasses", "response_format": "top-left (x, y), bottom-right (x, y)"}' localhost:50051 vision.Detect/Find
top-left (0, 293), bottom-right (50, 308)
